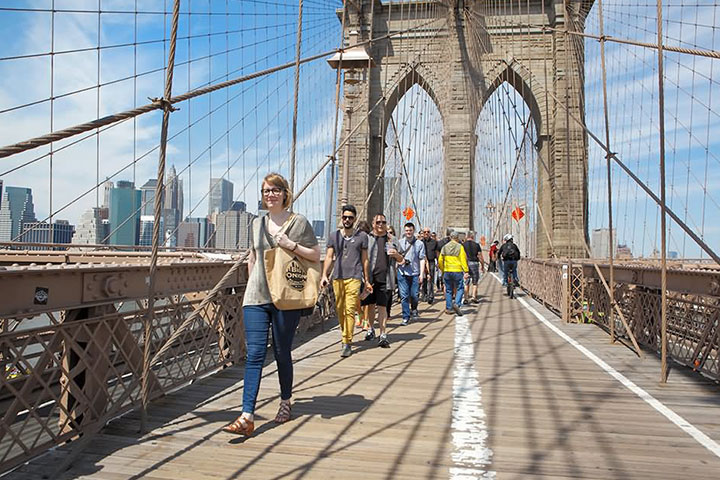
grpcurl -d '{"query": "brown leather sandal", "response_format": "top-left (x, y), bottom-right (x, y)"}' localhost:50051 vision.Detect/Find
top-left (274, 401), bottom-right (292, 424)
top-left (223, 416), bottom-right (255, 436)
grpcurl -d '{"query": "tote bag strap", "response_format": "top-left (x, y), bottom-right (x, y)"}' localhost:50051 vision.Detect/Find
top-left (261, 213), bottom-right (296, 248)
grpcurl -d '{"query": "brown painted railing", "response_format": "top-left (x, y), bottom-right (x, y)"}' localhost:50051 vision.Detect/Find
top-left (520, 258), bottom-right (720, 382)
top-left (0, 260), bottom-right (335, 474)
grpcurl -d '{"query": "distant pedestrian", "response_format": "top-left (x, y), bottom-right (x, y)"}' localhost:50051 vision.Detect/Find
top-left (396, 222), bottom-right (426, 325)
top-left (361, 214), bottom-right (403, 347)
top-left (224, 173), bottom-right (320, 437)
top-left (463, 231), bottom-right (485, 304)
top-left (437, 228), bottom-right (451, 294)
top-left (321, 205), bottom-right (372, 357)
top-left (438, 230), bottom-right (469, 316)
top-left (421, 227), bottom-right (440, 305)
top-left (488, 240), bottom-right (499, 272)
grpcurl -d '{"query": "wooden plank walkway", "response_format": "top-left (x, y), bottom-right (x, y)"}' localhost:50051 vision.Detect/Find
top-left (7, 275), bottom-right (720, 479)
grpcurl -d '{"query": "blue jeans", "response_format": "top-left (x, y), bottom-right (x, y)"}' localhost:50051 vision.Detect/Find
top-left (242, 304), bottom-right (301, 415)
top-left (443, 272), bottom-right (464, 310)
top-left (397, 273), bottom-right (419, 320)
top-left (503, 260), bottom-right (519, 286)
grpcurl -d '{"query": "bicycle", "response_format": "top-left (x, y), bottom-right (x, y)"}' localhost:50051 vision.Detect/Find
top-left (505, 262), bottom-right (516, 299)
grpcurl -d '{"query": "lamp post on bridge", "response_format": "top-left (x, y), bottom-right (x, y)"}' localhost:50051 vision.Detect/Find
top-left (327, 29), bottom-right (374, 209)
top-left (485, 200), bottom-right (496, 242)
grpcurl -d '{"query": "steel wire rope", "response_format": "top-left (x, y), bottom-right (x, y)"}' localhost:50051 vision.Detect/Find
top-left (6, 21), bottom-right (340, 242)
top-left (596, 30), bottom-right (720, 235)
top-left (201, 33), bottom-right (347, 248)
top-left (700, 5), bottom-right (717, 258)
top-left (108, 30), bottom-right (332, 249)
top-left (0, 16), bottom-right (336, 119)
top-left (0, 16), bottom-right (442, 159)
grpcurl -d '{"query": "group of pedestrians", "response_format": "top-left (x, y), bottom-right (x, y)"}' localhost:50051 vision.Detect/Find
top-left (322, 206), bottom-right (428, 356)
top-left (223, 171), bottom-right (523, 436)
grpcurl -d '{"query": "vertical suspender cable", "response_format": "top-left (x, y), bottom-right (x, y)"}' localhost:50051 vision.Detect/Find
top-left (49, 0), bottom-right (55, 244)
top-left (289, 0), bottom-right (304, 203)
top-left (142, 0), bottom-right (181, 432)
top-left (657, 0), bottom-right (669, 383)
top-left (325, 0), bottom-right (347, 240)
top-left (598, 0), bottom-right (616, 343)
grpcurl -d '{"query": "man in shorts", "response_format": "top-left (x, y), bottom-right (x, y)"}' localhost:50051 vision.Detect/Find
top-left (462, 231), bottom-right (485, 304)
top-left (361, 214), bottom-right (403, 347)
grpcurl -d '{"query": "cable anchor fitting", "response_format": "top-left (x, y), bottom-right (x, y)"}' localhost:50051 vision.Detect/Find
top-left (149, 96), bottom-right (178, 113)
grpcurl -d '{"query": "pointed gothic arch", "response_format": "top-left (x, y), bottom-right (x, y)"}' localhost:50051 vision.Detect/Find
top-left (383, 65), bottom-right (444, 135)
top-left (482, 62), bottom-right (545, 138)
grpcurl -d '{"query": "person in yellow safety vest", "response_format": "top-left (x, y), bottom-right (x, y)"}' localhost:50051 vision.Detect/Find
top-left (438, 230), bottom-right (470, 316)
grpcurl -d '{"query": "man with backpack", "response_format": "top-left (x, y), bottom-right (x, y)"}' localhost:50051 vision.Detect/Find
top-left (497, 233), bottom-right (520, 287)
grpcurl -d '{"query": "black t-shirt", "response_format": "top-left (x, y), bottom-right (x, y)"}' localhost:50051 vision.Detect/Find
top-left (422, 238), bottom-right (439, 261)
top-left (463, 240), bottom-right (481, 262)
top-left (373, 234), bottom-right (388, 282)
top-left (438, 237), bottom-right (450, 251)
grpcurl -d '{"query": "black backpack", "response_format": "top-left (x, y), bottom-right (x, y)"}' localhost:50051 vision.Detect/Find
top-left (502, 242), bottom-right (520, 261)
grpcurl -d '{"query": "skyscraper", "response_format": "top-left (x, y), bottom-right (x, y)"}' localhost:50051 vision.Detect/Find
top-left (0, 186), bottom-right (36, 242)
top-left (163, 166), bottom-right (183, 247)
top-left (178, 217), bottom-right (211, 248)
top-left (139, 215), bottom-right (165, 247)
top-left (108, 181), bottom-right (141, 246)
top-left (591, 228), bottom-right (617, 259)
top-left (19, 220), bottom-right (74, 249)
top-left (215, 210), bottom-right (255, 250)
top-left (208, 178), bottom-right (233, 216)
top-left (140, 179), bottom-right (158, 216)
top-left (72, 207), bottom-right (110, 245)
top-left (102, 180), bottom-right (114, 209)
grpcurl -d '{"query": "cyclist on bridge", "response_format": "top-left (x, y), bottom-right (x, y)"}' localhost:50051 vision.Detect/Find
top-left (498, 233), bottom-right (521, 288)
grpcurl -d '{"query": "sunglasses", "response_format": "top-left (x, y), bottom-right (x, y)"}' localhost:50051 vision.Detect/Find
top-left (375, 220), bottom-right (387, 225)
top-left (341, 215), bottom-right (355, 221)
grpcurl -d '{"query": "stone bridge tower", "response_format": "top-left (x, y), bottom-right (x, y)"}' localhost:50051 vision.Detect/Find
top-left (338, 0), bottom-right (592, 258)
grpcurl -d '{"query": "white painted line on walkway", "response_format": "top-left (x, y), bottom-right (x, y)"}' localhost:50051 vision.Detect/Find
top-left (491, 273), bottom-right (720, 459)
top-left (450, 314), bottom-right (496, 479)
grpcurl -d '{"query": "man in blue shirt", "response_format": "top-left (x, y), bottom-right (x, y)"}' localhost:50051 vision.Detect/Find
top-left (396, 222), bottom-right (426, 325)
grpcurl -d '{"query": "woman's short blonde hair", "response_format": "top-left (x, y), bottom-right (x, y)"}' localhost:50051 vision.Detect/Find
top-left (261, 172), bottom-right (293, 210)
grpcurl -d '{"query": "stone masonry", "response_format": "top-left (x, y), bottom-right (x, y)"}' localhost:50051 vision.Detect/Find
top-left (336, 0), bottom-right (592, 258)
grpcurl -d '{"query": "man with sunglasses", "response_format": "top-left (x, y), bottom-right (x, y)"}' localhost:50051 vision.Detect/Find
top-left (321, 205), bottom-right (372, 358)
top-left (361, 213), bottom-right (404, 347)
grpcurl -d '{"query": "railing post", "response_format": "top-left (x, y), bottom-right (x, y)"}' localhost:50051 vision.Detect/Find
top-left (562, 262), bottom-right (570, 322)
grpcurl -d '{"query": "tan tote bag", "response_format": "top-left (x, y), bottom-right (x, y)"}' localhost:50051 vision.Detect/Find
top-left (262, 214), bottom-right (321, 311)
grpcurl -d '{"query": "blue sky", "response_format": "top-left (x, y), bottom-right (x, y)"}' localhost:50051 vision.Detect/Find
top-left (1, 0), bottom-right (718, 259)
top-left (0, 0), bottom-right (343, 232)
top-left (583, 1), bottom-right (720, 258)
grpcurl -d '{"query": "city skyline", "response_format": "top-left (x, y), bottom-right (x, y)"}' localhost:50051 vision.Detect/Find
top-left (0, 170), bottom-right (329, 249)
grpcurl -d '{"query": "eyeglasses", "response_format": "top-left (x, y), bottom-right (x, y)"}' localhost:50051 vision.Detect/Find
top-left (375, 220), bottom-right (387, 225)
top-left (261, 187), bottom-right (283, 196)
top-left (341, 215), bottom-right (355, 221)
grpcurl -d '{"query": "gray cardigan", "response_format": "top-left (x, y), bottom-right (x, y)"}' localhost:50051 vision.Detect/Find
top-left (367, 233), bottom-right (400, 290)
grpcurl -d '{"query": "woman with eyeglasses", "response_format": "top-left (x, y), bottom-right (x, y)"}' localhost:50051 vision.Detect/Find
top-left (223, 173), bottom-right (320, 437)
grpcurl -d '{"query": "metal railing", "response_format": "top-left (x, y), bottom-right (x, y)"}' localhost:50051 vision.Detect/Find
top-left (0, 260), bottom-right (335, 474)
top-left (520, 259), bottom-right (720, 382)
